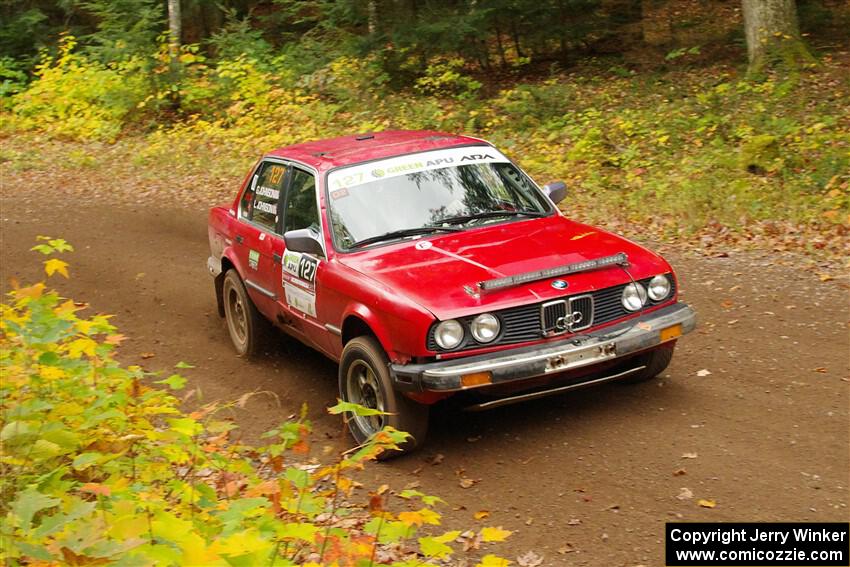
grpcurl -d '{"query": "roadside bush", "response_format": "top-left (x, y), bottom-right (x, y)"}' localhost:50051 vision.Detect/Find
top-left (0, 57), bottom-right (28, 101)
top-left (9, 36), bottom-right (149, 141)
top-left (413, 58), bottom-right (482, 100)
top-left (0, 239), bottom-right (512, 566)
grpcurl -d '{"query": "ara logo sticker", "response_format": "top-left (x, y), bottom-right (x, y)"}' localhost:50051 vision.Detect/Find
top-left (248, 250), bottom-right (259, 270)
top-left (551, 279), bottom-right (568, 290)
top-left (415, 241), bottom-right (433, 250)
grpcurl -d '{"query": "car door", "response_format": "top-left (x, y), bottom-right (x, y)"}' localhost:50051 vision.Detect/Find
top-left (272, 164), bottom-right (333, 353)
top-left (234, 160), bottom-right (288, 319)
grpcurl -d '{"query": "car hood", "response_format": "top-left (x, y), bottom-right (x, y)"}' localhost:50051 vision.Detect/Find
top-left (337, 215), bottom-right (673, 320)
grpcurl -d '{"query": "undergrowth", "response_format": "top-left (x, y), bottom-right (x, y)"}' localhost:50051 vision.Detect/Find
top-left (0, 239), bottom-right (512, 566)
top-left (2, 38), bottom-right (849, 247)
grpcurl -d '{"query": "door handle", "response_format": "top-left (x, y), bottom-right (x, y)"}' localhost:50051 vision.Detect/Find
top-left (235, 235), bottom-right (244, 244)
top-left (273, 253), bottom-right (282, 264)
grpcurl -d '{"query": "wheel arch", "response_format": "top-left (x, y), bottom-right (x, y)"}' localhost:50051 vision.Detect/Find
top-left (215, 254), bottom-right (238, 318)
top-left (339, 307), bottom-right (400, 362)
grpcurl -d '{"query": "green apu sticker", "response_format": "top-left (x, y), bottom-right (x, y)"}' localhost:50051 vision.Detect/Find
top-left (248, 250), bottom-right (259, 270)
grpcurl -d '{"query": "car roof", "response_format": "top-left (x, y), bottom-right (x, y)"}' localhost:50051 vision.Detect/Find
top-left (265, 130), bottom-right (490, 172)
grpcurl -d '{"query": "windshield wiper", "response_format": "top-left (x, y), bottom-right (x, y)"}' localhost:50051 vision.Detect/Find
top-left (439, 210), bottom-right (548, 225)
top-left (348, 226), bottom-right (461, 249)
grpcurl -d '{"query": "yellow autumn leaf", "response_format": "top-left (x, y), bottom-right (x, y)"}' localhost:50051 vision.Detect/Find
top-left (16, 283), bottom-right (45, 300)
top-left (477, 554), bottom-right (512, 566)
top-left (434, 530), bottom-right (461, 544)
top-left (398, 510), bottom-right (425, 526)
top-left (474, 510), bottom-right (491, 520)
top-left (480, 526), bottom-right (512, 542)
top-left (109, 515), bottom-right (149, 540)
top-left (76, 319), bottom-right (96, 335)
top-left (40, 366), bottom-right (66, 380)
top-left (180, 532), bottom-right (222, 566)
top-left (67, 337), bottom-right (98, 358)
top-left (55, 300), bottom-right (78, 316)
top-left (217, 529), bottom-right (273, 557)
top-left (419, 508), bottom-right (441, 525)
top-left (44, 258), bottom-right (69, 278)
top-left (698, 499), bottom-right (717, 508)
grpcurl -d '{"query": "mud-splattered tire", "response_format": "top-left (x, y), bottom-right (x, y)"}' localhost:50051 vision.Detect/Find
top-left (222, 269), bottom-right (270, 357)
top-left (622, 345), bottom-right (675, 383)
top-left (339, 336), bottom-right (429, 458)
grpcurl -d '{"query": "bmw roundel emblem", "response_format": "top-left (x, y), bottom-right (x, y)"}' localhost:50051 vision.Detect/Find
top-left (551, 279), bottom-right (568, 290)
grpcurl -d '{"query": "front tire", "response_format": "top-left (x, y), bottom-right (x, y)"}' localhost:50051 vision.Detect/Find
top-left (622, 344), bottom-right (675, 383)
top-left (222, 269), bottom-right (270, 357)
top-left (339, 336), bottom-right (429, 457)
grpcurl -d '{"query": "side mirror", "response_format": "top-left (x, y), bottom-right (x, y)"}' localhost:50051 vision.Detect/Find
top-left (542, 181), bottom-right (567, 204)
top-left (284, 228), bottom-right (324, 256)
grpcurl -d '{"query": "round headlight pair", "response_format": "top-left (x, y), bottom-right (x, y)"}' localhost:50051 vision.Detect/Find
top-left (621, 275), bottom-right (671, 311)
top-left (434, 314), bottom-right (500, 349)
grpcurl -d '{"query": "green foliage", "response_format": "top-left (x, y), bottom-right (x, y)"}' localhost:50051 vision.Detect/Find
top-left (78, 0), bottom-right (164, 62)
top-left (207, 9), bottom-right (275, 62)
top-left (0, 57), bottom-right (28, 100)
top-left (0, 240), bottom-right (511, 566)
top-left (665, 46), bottom-right (701, 61)
top-left (0, 2), bottom-right (52, 66)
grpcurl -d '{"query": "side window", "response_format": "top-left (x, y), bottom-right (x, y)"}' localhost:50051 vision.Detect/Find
top-left (283, 168), bottom-right (319, 234)
top-left (241, 162), bottom-right (286, 232)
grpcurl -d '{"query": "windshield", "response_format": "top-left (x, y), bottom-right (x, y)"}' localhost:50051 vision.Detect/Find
top-left (326, 147), bottom-right (553, 250)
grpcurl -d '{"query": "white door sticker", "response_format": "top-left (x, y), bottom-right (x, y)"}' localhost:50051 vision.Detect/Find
top-left (284, 283), bottom-right (316, 317)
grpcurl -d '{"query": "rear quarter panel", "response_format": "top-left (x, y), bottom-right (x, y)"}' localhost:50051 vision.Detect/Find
top-left (208, 206), bottom-right (244, 275)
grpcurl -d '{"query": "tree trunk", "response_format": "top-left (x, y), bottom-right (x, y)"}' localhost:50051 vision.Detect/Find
top-left (367, 0), bottom-right (378, 35)
top-left (741, 0), bottom-right (814, 74)
top-left (167, 0), bottom-right (181, 66)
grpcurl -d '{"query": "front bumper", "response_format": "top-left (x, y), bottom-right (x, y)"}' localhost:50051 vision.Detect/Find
top-left (390, 302), bottom-right (696, 392)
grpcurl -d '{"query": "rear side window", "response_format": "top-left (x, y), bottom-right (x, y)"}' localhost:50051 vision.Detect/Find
top-left (283, 168), bottom-right (319, 233)
top-left (241, 162), bottom-right (286, 232)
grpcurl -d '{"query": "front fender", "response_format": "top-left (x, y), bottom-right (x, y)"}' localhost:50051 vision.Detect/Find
top-left (341, 304), bottom-right (401, 362)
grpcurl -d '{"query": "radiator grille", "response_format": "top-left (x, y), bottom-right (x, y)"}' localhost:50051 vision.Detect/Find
top-left (541, 295), bottom-right (594, 336)
top-left (426, 274), bottom-right (675, 352)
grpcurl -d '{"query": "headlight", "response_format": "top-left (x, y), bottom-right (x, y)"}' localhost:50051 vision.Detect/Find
top-left (470, 313), bottom-right (500, 343)
top-left (621, 282), bottom-right (647, 312)
top-left (648, 274), bottom-right (671, 301)
top-left (434, 320), bottom-right (464, 349)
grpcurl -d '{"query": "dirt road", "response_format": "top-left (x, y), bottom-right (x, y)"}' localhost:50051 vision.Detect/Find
top-left (1, 193), bottom-right (848, 566)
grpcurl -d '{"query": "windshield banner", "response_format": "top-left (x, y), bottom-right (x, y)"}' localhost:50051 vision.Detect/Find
top-left (328, 147), bottom-right (511, 190)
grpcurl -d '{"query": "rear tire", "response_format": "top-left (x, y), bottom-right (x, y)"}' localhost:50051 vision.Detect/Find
top-left (339, 336), bottom-right (429, 458)
top-left (622, 345), bottom-right (674, 383)
top-left (222, 269), bottom-right (270, 357)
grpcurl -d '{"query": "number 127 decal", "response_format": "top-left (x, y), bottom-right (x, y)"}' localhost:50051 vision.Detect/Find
top-left (283, 250), bottom-right (318, 283)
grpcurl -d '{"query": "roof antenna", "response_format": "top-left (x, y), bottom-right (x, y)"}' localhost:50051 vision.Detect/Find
top-left (355, 133), bottom-right (375, 141)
